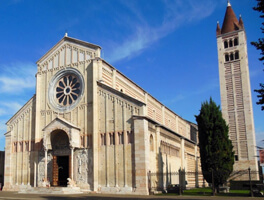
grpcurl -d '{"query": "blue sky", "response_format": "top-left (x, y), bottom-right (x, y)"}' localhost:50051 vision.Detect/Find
top-left (0, 0), bottom-right (263, 152)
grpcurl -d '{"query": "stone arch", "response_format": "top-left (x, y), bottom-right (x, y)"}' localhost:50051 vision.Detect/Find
top-left (50, 129), bottom-right (70, 153)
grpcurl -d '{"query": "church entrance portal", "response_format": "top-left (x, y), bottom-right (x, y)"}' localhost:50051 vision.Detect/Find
top-left (52, 156), bottom-right (69, 186)
top-left (50, 130), bottom-right (71, 186)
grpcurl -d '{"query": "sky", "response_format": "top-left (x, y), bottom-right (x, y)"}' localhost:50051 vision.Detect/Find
top-left (0, 0), bottom-right (263, 153)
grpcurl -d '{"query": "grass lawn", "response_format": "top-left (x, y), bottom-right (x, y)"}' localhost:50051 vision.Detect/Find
top-left (156, 187), bottom-right (263, 197)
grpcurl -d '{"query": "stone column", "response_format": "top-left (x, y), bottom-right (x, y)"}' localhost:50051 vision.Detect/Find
top-left (181, 138), bottom-right (185, 169)
top-left (134, 117), bottom-right (149, 195)
top-left (71, 147), bottom-right (74, 180)
top-left (44, 148), bottom-right (48, 182)
top-left (3, 131), bottom-right (12, 191)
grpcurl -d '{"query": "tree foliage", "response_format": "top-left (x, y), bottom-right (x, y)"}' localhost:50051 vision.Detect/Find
top-left (195, 98), bottom-right (234, 189)
top-left (251, 0), bottom-right (264, 110)
top-left (255, 83), bottom-right (264, 110)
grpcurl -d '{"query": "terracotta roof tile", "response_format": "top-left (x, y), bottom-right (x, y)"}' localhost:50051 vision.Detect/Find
top-left (221, 4), bottom-right (240, 34)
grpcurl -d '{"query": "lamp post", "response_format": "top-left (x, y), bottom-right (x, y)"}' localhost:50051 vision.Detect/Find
top-left (248, 167), bottom-right (253, 197)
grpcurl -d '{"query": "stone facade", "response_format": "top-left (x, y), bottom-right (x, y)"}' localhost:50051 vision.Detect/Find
top-left (216, 3), bottom-right (259, 180)
top-left (3, 36), bottom-right (203, 194)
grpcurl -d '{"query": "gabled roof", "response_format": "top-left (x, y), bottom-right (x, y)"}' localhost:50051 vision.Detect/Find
top-left (42, 116), bottom-right (80, 131)
top-left (37, 35), bottom-right (101, 64)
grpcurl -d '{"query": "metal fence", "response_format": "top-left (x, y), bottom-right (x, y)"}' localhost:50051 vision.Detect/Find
top-left (147, 169), bottom-right (262, 193)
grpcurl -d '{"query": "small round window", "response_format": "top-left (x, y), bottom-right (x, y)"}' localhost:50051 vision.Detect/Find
top-left (49, 68), bottom-right (84, 112)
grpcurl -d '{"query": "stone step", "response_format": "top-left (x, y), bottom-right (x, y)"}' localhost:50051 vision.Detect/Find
top-left (19, 186), bottom-right (83, 194)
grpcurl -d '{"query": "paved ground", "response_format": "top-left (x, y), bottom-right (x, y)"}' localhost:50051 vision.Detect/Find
top-left (0, 192), bottom-right (261, 200)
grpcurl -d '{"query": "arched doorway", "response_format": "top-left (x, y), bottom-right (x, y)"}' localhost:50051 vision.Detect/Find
top-left (51, 130), bottom-right (71, 186)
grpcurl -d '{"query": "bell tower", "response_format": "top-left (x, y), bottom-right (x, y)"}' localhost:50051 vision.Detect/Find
top-left (216, 1), bottom-right (259, 178)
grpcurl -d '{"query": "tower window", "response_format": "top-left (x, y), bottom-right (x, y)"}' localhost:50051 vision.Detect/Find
top-left (234, 38), bottom-right (238, 46)
top-left (224, 41), bottom-right (228, 49)
top-left (229, 40), bottom-right (233, 47)
top-left (235, 51), bottom-right (239, 60)
top-left (230, 53), bottom-right (234, 61)
top-left (225, 54), bottom-right (229, 62)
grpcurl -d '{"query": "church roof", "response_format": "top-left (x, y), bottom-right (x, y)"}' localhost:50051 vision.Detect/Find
top-left (37, 34), bottom-right (101, 64)
top-left (217, 1), bottom-right (243, 36)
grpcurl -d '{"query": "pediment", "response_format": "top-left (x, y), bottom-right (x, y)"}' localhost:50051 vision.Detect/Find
top-left (43, 117), bottom-right (80, 132)
top-left (37, 36), bottom-right (101, 71)
top-left (42, 117), bottom-right (81, 149)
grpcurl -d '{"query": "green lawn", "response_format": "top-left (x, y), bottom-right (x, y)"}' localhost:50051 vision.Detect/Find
top-left (156, 187), bottom-right (263, 197)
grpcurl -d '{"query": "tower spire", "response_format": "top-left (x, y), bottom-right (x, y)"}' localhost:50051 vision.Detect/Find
top-left (221, 1), bottom-right (240, 34)
top-left (227, 0), bottom-right (231, 7)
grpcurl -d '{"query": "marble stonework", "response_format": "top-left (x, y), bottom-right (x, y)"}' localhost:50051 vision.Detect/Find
top-left (3, 36), bottom-right (203, 194)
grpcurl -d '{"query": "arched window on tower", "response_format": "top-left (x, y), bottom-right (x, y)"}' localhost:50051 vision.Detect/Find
top-left (235, 51), bottom-right (239, 60)
top-left (229, 40), bottom-right (233, 47)
top-left (225, 54), bottom-right (229, 62)
top-left (230, 53), bottom-right (234, 61)
top-left (150, 134), bottom-right (154, 151)
top-left (234, 37), bottom-right (239, 46)
top-left (224, 41), bottom-right (228, 48)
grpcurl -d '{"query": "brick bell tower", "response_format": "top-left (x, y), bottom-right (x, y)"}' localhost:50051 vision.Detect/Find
top-left (216, 1), bottom-right (259, 179)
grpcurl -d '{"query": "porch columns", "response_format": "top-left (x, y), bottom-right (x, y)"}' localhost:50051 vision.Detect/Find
top-left (44, 148), bottom-right (48, 182)
top-left (71, 147), bottom-right (74, 180)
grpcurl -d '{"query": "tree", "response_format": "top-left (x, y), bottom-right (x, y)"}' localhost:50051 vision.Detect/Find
top-left (195, 98), bottom-right (234, 194)
top-left (251, 0), bottom-right (264, 110)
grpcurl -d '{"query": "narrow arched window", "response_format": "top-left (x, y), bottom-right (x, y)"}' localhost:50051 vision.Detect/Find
top-left (224, 41), bottom-right (228, 48)
top-left (150, 134), bottom-right (154, 151)
top-left (127, 131), bottom-right (133, 144)
top-left (234, 38), bottom-right (238, 46)
top-left (225, 54), bottom-right (229, 62)
top-left (235, 51), bottom-right (239, 60)
top-left (230, 53), bottom-right (234, 61)
top-left (229, 40), bottom-right (233, 47)
top-left (118, 132), bottom-right (124, 145)
top-left (110, 133), bottom-right (115, 145)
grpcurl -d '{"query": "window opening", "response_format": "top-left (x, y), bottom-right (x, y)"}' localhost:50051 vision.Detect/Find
top-left (224, 41), bottom-right (228, 48)
top-left (230, 53), bottom-right (234, 61)
top-left (235, 51), bottom-right (239, 60)
top-left (229, 40), bottom-right (233, 47)
top-left (234, 38), bottom-right (238, 46)
top-left (225, 54), bottom-right (229, 62)
top-left (150, 134), bottom-right (154, 151)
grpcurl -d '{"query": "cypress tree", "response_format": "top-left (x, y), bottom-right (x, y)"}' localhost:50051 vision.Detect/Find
top-left (251, 0), bottom-right (264, 110)
top-left (195, 98), bottom-right (234, 192)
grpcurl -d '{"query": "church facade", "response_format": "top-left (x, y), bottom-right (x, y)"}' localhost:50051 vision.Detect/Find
top-left (3, 35), bottom-right (202, 194)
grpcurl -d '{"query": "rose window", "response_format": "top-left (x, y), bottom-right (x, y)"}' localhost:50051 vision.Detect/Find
top-left (49, 68), bottom-right (84, 112)
top-left (56, 75), bottom-right (81, 106)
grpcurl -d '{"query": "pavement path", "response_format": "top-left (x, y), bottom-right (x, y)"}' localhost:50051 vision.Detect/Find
top-left (0, 192), bottom-right (261, 200)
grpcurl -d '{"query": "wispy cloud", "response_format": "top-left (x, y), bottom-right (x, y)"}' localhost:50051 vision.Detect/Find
top-left (0, 102), bottom-right (23, 114)
top-left (107, 0), bottom-right (217, 63)
top-left (162, 78), bottom-right (219, 104)
top-left (0, 62), bottom-right (36, 94)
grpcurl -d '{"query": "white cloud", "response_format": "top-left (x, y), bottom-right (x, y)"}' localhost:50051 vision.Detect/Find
top-left (107, 0), bottom-right (217, 63)
top-left (0, 102), bottom-right (23, 114)
top-left (0, 62), bottom-right (36, 94)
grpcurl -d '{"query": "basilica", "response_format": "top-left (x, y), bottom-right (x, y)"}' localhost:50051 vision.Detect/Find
top-left (3, 34), bottom-right (201, 194)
